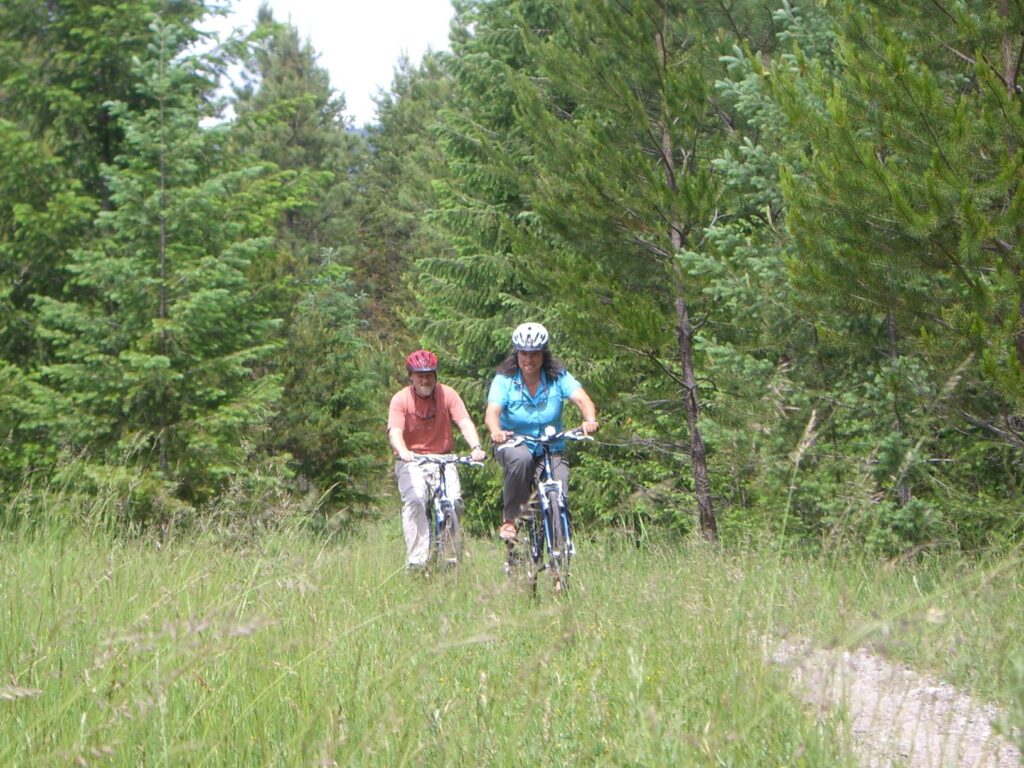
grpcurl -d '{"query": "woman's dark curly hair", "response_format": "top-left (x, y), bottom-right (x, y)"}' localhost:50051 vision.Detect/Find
top-left (496, 349), bottom-right (567, 379)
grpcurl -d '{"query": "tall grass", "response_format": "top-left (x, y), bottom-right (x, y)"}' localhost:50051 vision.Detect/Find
top-left (1, 514), bottom-right (1020, 766)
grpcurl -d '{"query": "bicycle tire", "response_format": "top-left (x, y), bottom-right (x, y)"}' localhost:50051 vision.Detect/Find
top-left (503, 512), bottom-right (540, 596)
top-left (437, 501), bottom-right (462, 567)
top-left (547, 488), bottom-right (571, 591)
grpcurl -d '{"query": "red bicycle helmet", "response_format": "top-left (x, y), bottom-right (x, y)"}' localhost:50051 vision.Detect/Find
top-left (405, 349), bottom-right (438, 373)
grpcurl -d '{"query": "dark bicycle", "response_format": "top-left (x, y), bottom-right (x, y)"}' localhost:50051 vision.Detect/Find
top-left (415, 454), bottom-right (482, 569)
top-left (498, 426), bottom-right (592, 593)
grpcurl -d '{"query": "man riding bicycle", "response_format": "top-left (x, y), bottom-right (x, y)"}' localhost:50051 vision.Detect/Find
top-left (387, 349), bottom-right (487, 571)
top-left (484, 323), bottom-right (599, 543)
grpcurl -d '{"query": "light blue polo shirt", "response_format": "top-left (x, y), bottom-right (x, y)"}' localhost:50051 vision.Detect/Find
top-left (487, 369), bottom-right (582, 455)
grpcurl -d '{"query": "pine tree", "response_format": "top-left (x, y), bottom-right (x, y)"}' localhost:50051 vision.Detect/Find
top-left (773, 1), bottom-right (1024, 506)
top-left (226, 7), bottom-right (387, 502)
top-left (409, 0), bottom-right (786, 538)
top-left (230, 5), bottom-right (365, 265)
top-left (505, 0), bottom-right (778, 539)
top-left (0, 120), bottom-right (96, 366)
top-left (679, 2), bottom-right (874, 541)
top-left (272, 260), bottom-right (383, 506)
top-left (355, 51), bottom-right (454, 345)
top-left (416, 0), bottom-right (556, 381)
top-left (0, 0), bottom-right (209, 369)
top-left (0, 0), bottom-right (208, 199)
top-left (34, 18), bottom-right (289, 517)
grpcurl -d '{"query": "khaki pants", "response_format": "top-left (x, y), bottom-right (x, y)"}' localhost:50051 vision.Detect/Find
top-left (395, 459), bottom-right (462, 567)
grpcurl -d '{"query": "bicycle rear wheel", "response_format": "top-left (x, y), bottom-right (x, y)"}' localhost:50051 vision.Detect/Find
top-left (547, 489), bottom-right (572, 592)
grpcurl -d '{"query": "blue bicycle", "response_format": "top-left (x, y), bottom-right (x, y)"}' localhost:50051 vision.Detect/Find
top-left (415, 454), bottom-right (482, 568)
top-left (498, 426), bottom-right (592, 593)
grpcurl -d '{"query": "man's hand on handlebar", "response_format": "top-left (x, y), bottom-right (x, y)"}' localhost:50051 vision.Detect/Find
top-left (580, 419), bottom-right (599, 436)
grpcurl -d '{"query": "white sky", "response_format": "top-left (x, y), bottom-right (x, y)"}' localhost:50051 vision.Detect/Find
top-left (213, 0), bottom-right (455, 126)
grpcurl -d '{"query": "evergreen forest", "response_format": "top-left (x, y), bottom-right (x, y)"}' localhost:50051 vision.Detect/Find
top-left (2, 0), bottom-right (1023, 556)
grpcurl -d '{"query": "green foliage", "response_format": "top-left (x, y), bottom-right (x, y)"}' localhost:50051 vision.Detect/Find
top-left (0, 363), bottom-right (59, 486)
top-left (271, 260), bottom-right (388, 506)
top-left (356, 51), bottom-right (455, 346)
top-left (0, 0), bottom-right (210, 198)
top-left (416, 0), bottom-right (554, 376)
top-left (230, 6), bottom-right (365, 261)
top-left (0, 121), bottom-right (98, 366)
top-left (224, 9), bottom-right (391, 508)
top-left (775, 0), bottom-right (1024, 448)
top-left (32, 19), bottom-right (287, 516)
top-left (0, 0), bottom-right (1022, 548)
top-left (509, 0), bottom-right (795, 539)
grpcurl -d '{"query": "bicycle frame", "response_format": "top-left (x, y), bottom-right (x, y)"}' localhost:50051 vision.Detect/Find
top-left (415, 454), bottom-right (482, 568)
top-left (499, 426), bottom-right (591, 591)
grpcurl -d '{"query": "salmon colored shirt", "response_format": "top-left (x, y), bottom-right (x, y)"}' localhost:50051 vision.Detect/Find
top-left (387, 384), bottom-right (471, 455)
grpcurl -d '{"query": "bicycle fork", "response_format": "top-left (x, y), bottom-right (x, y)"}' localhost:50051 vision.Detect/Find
top-left (433, 498), bottom-right (452, 537)
top-left (426, 467), bottom-right (453, 563)
top-left (537, 478), bottom-right (575, 559)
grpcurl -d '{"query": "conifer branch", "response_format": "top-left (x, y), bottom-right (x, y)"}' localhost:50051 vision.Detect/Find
top-left (959, 411), bottom-right (1024, 449)
top-left (619, 344), bottom-right (686, 389)
top-left (940, 44), bottom-right (975, 68)
top-left (614, 436), bottom-right (693, 456)
top-left (706, 96), bottom-right (736, 132)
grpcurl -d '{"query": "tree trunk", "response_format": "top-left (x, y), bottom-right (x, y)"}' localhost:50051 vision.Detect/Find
top-left (675, 296), bottom-right (717, 541)
top-left (1017, 299), bottom-right (1024, 371)
top-left (1003, 1), bottom-right (1024, 371)
top-left (158, 87), bottom-right (169, 478)
top-left (655, 7), bottom-right (715, 540)
top-left (886, 311), bottom-right (911, 505)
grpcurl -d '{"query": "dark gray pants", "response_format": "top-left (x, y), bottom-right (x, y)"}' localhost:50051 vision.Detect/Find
top-left (493, 444), bottom-right (569, 523)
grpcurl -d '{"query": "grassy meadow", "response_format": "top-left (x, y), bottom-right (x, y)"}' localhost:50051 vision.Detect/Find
top-left (1, 513), bottom-right (1021, 767)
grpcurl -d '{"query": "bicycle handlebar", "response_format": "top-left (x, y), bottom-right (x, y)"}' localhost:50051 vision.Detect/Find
top-left (497, 427), bottom-right (594, 451)
top-left (414, 454), bottom-right (484, 468)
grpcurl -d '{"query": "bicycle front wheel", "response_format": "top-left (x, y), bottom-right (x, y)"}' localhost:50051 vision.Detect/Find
top-left (547, 489), bottom-right (571, 591)
top-left (437, 503), bottom-right (463, 567)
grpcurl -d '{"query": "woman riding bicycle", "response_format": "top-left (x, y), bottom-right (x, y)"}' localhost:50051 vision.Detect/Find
top-left (484, 323), bottom-right (599, 542)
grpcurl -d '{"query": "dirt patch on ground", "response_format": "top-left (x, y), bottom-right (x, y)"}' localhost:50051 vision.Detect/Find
top-left (769, 638), bottom-right (1020, 767)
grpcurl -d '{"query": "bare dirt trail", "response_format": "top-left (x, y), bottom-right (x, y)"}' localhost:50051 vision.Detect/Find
top-left (769, 638), bottom-right (1021, 767)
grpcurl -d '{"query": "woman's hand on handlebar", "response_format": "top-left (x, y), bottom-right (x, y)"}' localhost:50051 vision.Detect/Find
top-left (490, 429), bottom-right (512, 445)
top-left (580, 419), bottom-right (599, 436)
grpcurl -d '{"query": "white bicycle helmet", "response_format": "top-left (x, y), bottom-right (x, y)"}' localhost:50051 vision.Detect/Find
top-left (511, 322), bottom-right (549, 352)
